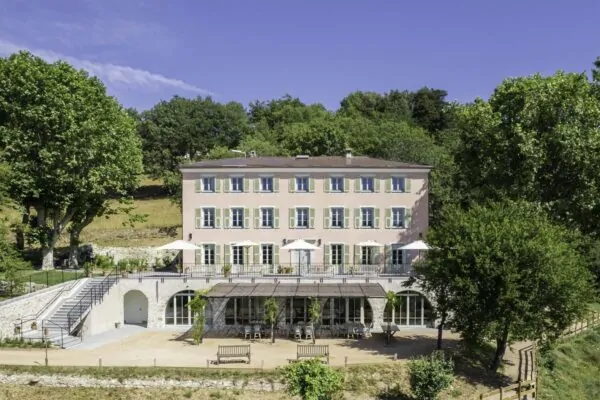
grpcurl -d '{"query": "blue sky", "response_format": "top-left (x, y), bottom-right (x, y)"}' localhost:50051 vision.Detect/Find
top-left (0, 0), bottom-right (598, 111)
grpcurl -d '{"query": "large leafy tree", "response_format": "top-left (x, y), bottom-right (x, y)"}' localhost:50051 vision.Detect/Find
top-left (455, 72), bottom-right (600, 237)
top-left (424, 200), bottom-right (593, 371)
top-left (0, 51), bottom-right (143, 269)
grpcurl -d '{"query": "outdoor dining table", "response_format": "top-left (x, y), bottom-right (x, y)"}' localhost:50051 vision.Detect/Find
top-left (383, 323), bottom-right (400, 345)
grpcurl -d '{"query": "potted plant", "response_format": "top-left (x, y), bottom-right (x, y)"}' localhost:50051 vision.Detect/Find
top-left (115, 322), bottom-right (121, 329)
top-left (30, 321), bottom-right (38, 330)
top-left (223, 264), bottom-right (232, 278)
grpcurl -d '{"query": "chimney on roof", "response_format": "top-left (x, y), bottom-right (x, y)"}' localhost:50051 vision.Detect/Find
top-left (345, 148), bottom-right (352, 165)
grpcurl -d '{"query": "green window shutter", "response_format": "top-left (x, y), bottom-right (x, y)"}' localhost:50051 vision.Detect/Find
top-left (309, 208), bottom-right (315, 228)
top-left (273, 245), bottom-right (280, 265)
top-left (253, 245), bottom-right (260, 265)
top-left (289, 208), bottom-right (295, 228)
top-left (215, 245), bottom-right (221, 264)
top-left (343, 177), bottom-right (350, 193)
top-left (309, 177), bottom-right (315, 193)
top-left (324, 177), bottom-right (330, 193)
top-left (215, 178), bottom-right (221, 192)
top-left (343, 245), bottom-right (350, 265)
top-left (244, 208), bottom-right (250, 229)
top-left (195, 179), bottom-right (201, 192)
top-left (344, 207), bottom-right (350, 228)
top-left (195, 209), bottom-right (202, 229)
top-left (288, 178), bottom-right (295, 193)
top-left (254, 208), bottom-right (260, 228)
top-left (354, 178), bottom-right (360, 192)
top-left (273, 178), bottom-right (280, 192)
top-left (404, 207), bottom-right (412, 228)
top-left (385, 208), bottom-right (391, 229)
top-left (274, 208), bottom-right (280, 228)
top-left (223, 177), bottom-right (230, 193)
top-left (354, 245), bottom-right (360, 265)
top-left (374, 208), bottom-right (380, 228)
top-left (223, 208), bottom-right (230, 229)
top-left (404, 178), bottom-right (411, 193)
top-left (374, 178), bottom-right (380, 192)
top-left (224, 245), bottom-right (231, 265)
top-left (354, 208), bottom-right (361, 228)
top-left (215, 208), bottom-right (221, 228)
top-left (373, 246), bottom-right (381, 264)
top-left (324, 244), bottom-right (330, 265)
top-left (243, 177), bottom-right (250, 192)
top-left (323, 208), bottom-right (330, 229)
top-left (385, 178), bottom-right (391, 193)
top-left (253, 178), bottom-right (260, 192)
top-left (195, 249), bottom-right (202, 265)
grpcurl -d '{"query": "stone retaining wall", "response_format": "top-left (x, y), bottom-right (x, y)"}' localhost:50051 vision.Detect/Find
top-left (86, 244), bottom-right (179, 267)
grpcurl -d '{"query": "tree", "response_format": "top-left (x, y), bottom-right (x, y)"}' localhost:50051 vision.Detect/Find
top-left (263, 297), bottom-right (279, 344)
top-left (425, 200), bottom-right (593, 371)
top-left (308, 298), bottom-right (321, 344)
top-left (411, 87), bottom-right (452, 134)
top-left (283, 358), bottom-right (343, 400)
top-left (593, 56), bottom-right (600, 82)
top-left (408, 353), bottom-right (454, 400)
top-left (188, 289), bottom-right (209, 344)
top-left (455, 72), bottom-right (600, 237)
top-left (384, 290), bottom-right (398, 326)
top-left (280, 118), bottom-right (348, 156)
top-left (248, 95), bottom-right (331, 131)
top-left (338, 90), bottom-right (412, 122)
top-left (0, 51), bottom-right (143, 269)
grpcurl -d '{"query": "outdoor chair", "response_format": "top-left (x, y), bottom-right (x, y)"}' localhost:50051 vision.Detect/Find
top-left (253, 324), bottom-right (261, 339)
top-left (293, 326), bottom-right (302, 341)
top-left (356, 326), bottom-right (365, 339)
top-left (305, 326), bottom-right (314, 341)
top-left (244, 325), bottom-right (251, 340)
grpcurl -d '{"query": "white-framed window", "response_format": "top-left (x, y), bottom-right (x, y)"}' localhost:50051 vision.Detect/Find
top-left (296, 207), bottom-right (309, 228)
top-left (360, 246), bottom-right (373, 264)
top-left (203, 244), bottom-right (215, 265)
top-left (231, 208), bottom-right (244, 228)
top-left (330, 176), bottom-right (344, 192)
top-left (261, 244), bottom-right (273, 265)
top-left (331, 244), bottom-right (343, 265)
top-left (230, 176), bottom-right (244, 192)
top-left (392, 207), bottom-right (405, 228)
top-left (261, 207), bottom-right (274, 228)
top-left (391, 176), bottom-right (405, 192)
top-left (330, 207), bottom-right (344, 228)
top-left (201, 176), bottom-right (216, 192)
top-left (361, 176), bottom-right (374, 192)
top-left (296, 176), bottom-right (309, 192)
top-left (391, 247), bottom-right (404, 265)
top-left (202, 208), bottom-right (215, 228)
top-left (232, 245), bottom-right (244, 265)
top-left (361, 207), bottom-right (374, 228)
top-left (260, 176), bottom-right (273, 192)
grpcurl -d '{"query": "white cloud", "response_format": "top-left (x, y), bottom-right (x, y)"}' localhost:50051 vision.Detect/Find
top-left (0, 38), bottom-right (213, 95)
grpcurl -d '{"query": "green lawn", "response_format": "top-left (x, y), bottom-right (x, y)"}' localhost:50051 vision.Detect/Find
top-left (18, 270), bottom-right (83, 286)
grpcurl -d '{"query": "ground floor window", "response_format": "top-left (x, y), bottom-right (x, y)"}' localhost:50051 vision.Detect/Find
top-left (165, 290), bottom-right (196, 325)
top-left (383, 291), bottom-right (432, 326)
top-left (224, 297), bottom-right (266, 325)
top-left (330, 244), bottom-right (343, 265)
top-left (391, 246), bottom-right (404, 265)
top-left (360, 246), bottom-right (373, 264)
top-left (261, 244), bottom-right (273, 265)
top-left (232, 245), bottom-right (244, 265)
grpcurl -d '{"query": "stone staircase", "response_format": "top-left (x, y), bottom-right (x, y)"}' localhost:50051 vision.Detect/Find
top-left (24, 275), bottom-right (119, 349)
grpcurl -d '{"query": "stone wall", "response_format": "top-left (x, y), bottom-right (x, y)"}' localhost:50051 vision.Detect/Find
top-left (87, 244), bottom-right (179, 267)
top-left (0, 280), bottom-right (80, 338)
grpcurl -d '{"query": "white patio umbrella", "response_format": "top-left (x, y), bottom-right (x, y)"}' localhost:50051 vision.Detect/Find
top-left (233, 240), bottom-right (257, 268)
top-left (155, 240), bottom-right (200, 272)
top-left (399, 240), bottom-right (431, 250)
top-left (356, 240), bottom-right (384, 247)
top-left (282, 239), bottom-right (320, 268)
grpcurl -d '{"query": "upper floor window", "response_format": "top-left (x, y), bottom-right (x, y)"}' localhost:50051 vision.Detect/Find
top-left (230, 176), bottom-right (244, 192)
top-left (232, 245), bottom-right (244, 265)
top-left (203, 244), bottom-right (215, 265)
top-left (296, 176), bottom-right (309, 192)
top-left (330, 207), bottom-right (344, 228)
top-left (261, 207), bottom-right (274, 228)
top-left (231, 207), bottom-right (244, 228)
top-left (261, 244), bottom-right (273, 265)
top-left (260, 176), bottom-right (273, 192)
top-left (391, 177), bottom-right (405, 193)
top-left (296, 207), bottom-right (309, 228)
top-left (392, 207), bottom-right (405, 228)
top-left (330, 176), bottom-right (344, 192)
top-left (361, 176), bottom-right (374, 192)
top-left (361, 207), bottom-right (375, 228)
top-left (201, 176), bottom-right (215, 192)
top-left (360, 246), bottom-right (373, 265)
top-left (330, 244), bottom-right (343, 265)
top-left (195, 207), bottom-right (215, 229)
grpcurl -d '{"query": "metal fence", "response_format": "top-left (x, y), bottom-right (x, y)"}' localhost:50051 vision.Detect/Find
top-left (0, 269), bottom-right (85, 299)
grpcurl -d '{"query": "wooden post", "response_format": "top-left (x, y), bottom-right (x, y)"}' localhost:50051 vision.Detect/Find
top-left (98, 357), bottom-right (102, 368)
top-left (153, 358), bottom-right (156, 367)
top-left (261, 360), bottom-right (264, 370)
top-left (344, 356), bottom-right (348, 367)
top-left (479, 394), bottom-right (483, 400)
top-left (206, 359), bottom-right (209, 368)
top-left (499, 386), bottom-right (503, 400)
top-left (517, 381), bottom-right (521, 398)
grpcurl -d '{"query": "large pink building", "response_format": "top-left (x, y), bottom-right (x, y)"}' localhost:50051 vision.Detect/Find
top-left (180, 151), bottom-right (431, 277)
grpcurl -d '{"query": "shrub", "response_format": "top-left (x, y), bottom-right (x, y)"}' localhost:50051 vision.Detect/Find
top-left (283, 359), bottom-right (343, 400)
top-left (408, 352), bottom-right (454, 400)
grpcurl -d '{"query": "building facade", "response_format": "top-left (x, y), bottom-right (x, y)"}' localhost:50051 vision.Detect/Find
top-left (180, 152), bottom-right (431, 277)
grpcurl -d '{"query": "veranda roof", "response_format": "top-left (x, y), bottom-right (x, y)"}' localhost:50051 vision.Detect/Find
top-left (205, 282), bottom-right (386, 298)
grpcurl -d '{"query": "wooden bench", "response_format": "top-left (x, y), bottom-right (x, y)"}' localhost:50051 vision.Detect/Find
top-left (216, 344), bottom-right (251, 364)
top-left (295, 344), bottom-right (330, 364)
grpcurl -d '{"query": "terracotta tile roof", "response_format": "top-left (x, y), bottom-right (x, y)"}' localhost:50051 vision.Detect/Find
top-left (180, 156), bottom-right (431, 170)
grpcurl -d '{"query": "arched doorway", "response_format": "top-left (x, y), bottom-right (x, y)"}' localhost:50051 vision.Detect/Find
top-left (165, 290), bottom-right (196, 326)
top-left (383, 290), bottom-right (433, 327)
top-left (124, 290), bottom-right (149, 325)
